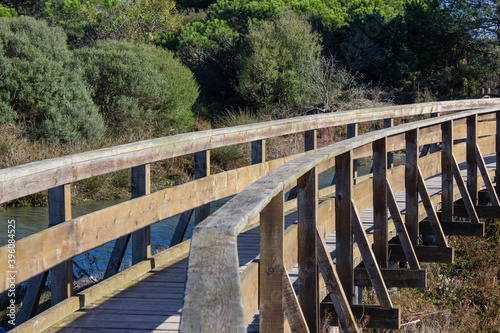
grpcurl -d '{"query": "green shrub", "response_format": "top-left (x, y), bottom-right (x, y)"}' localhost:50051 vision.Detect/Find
top-left (237, 12), bottom-right (322, 108)
top-left (75, 40), bottom-right (199, 134)
top-left (0, 17), bottom-right (105, 142)
top-left (0, 5), bottom-right (18, 18)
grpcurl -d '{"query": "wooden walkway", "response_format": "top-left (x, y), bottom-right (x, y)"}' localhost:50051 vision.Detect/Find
top-left (43, 155), bottom-right (496, 333)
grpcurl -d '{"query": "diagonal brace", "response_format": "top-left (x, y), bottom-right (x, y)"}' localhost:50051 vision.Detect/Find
top-left (282, 270), bottom-right (310, 333)
top-left (476, 144), bottom-right (500, 207)
top-left (452, 154), bottom-right (480, 224)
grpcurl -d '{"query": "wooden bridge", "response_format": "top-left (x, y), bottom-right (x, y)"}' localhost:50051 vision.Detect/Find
top-left (3, 99), bottom-right (500, 332)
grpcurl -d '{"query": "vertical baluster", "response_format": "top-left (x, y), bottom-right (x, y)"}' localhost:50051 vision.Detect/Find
top-left (251, 140), bottom-right (266, 164)
top-left (347, 124), bottom-right (358, 181)
top-left (335, 151), bottom-right (353, 304)
top-left (132, 164), bottom-right (151, 265)
top-left (467, 114), bottom-right (478, 206)
top-left (305, 130), bottom-right (317, 151)
top-left (49, 184), bottom-right (72, 305)
top-left (260, 190), bottom-right (285, 333)
top-left (298, 168), bottom-right (318, 331)
top-left (373, 138), bottom-right (388, 268)
top-left (441, 121), bottom-right (453, 223)
top-left (384, 118), bottom-right (394, 168)
top-left (195, 150), bottom-right (210, 224)
top-left (406, 129), bottom-right (419, 245)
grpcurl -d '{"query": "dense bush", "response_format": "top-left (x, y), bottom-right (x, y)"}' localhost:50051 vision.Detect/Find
top-left (0, 17), bottom-right (105, 142)
top-left (75, 41), bottom-right (199, 134)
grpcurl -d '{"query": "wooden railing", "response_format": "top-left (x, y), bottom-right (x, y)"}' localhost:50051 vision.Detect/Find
top-left (181, 107), bottom-right (500, 332)
top-left (2, 98), bottom-right (500, 331)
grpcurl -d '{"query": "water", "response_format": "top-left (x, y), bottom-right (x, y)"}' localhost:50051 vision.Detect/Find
top-left (0, 160), bottom-right (374, 279)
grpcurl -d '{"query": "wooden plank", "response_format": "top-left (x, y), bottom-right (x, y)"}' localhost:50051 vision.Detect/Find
top-left (420, 219), bottom-right (484, 237)
top-left (406, 129), bottom-right (419, 245)
top-left (335, 151), bottom-right (353, 304)
top-left (297, 168), bottom-right (318, 332)
top-left (260, 190), bottom-right (285, 333)
top-left (132, 164), bottom-right (151, 265)
top-left (386, 183), bottom-right (420, 270)
top-left (321, 303), bottom-right (401, 330)
top-left (282, 271), bottom-right (310, 333)
top-left (195, 150), bottom-right (210, 224)
top-left (389, 244), bottom-right (454, 263)
top-left (373, 137), bottom-right (388, 268)
top-left (316, 230), bottom-right (359, 333)
top-left (251, 140), bottom-right (266, 164)
top-left (351, 202), bottom-right (393, 308)
top-left (452, 154), bottom-right (480, 223)
top-left (416, 166), bottom-right (448, 247)
top-left (476, 144), bottom-right (500, 206)
top-left (467, 114), bottom-right (478, 205)
top-left (354, 268), bottom-right (426, 289)
top-left (441, 120), bottom-right (454, 222)
top-left (48, 184), bottom-right (72, 306)
top-left (452, 204), bottom-right (500, 219)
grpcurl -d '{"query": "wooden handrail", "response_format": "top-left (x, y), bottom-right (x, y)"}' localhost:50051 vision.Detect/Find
top-left (180, 106), bottom-right (500, 332)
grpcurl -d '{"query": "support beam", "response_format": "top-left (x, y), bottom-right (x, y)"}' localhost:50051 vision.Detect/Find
top-left (452, 204), bottom-right (500, 220)
top-left (405, 129), bottom-right (419, 245)
top-left (373, 137), bottom-right (388, 268)
top-left (441, 120), bottom-right (453, 222)
top-left (354, 268), bottom-right (426, 289)
top-left (132, 164), bottom-right (151, 265)
top-left (195, 151), bottom-right (210, 224)
top-left (476, 144), bottom-right (500, 207)
top-left (283, 271), bottom-right (310, 333)
top-left (321, 303), bottom-right (400, 330)
top-left (335, 151), bottom-right (353, 304)
top-left (316, 229), bottom-right (358, 333)
top-left (467, 114), bottom-right (478, 205)
top-left (389, 244), bottom-right (454, 263)
top-left (297, 168), bottom-right (318, 332)
top-left (260, 191), bottom-right (285, 333)
top-left (420, 219), bottom-right (484, 237)
top-left (452, 154), bottom-right (480, 224)
top-left (49, 184), bottom-right (72, 306)
top-left (17, 272), bottom-right (49, 324)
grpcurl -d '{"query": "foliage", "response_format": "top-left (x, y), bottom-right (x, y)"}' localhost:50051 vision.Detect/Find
top-left (237, 13), bottom-right (322, 108)
top-left (0, 17), bottom-right (105, 142)
top-left (75, 40), bottom-right (199, 134)
top-left (0, 5), bottom-right (18, 18)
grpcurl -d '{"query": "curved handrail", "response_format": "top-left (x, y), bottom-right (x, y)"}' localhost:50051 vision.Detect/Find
top-left (1, 99), bottom-right (499, 204)
top-left (180, 106), bottom-right (500, 332)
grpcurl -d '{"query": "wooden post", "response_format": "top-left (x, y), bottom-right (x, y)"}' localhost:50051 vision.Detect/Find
top-left (335, 151), bottom-right (353, 304)
top-left (441, 121), bottom-right (453, 223)
top-left (496, 111), bottom-right (500, 196)
top-left (297, 168), bottom-right (318, 332)
top-left (132, 164), bottom-right (151, 265)
top-left (406, 129), bottom-right (419, 245)
top-left (260, 190), bottom-right (285, 333)
top-left (467, 115), bottom-right (478, 205)
top-left (49, 184), bottom-right (72, 306)
top-left (195, 150), bottom-right (210, 224)
top-left (347, 124), bottom-right (358, 181)
top-left (384, 118), bottom-right (394, 168)
top-left (305, 130), bottom-right (317, 151)
top-left (373, 137), bottom-right (388, 268)
top-left (251, 140), bottom-right (266, 164)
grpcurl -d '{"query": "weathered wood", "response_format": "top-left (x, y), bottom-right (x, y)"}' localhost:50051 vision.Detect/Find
top-left (195, 150), bottom-right (210, 224)
top-left (132, 164), bottom-right (151, 265)
top-left (335, 151), bottom-right (354, 304)
top-left (497, 111), bottom-right (500, 195)
top-left (476, 144), bottom-right (500, 206)
top-left (169, 210), bottom-right (194, 247)
top-left (389, 244), bottom-right (454, 263)
top-left (251, 140), bottom-right (266, 164)
top-left (386, 183), bottom-right (420, 270)
top-left (49, 184), bottom-right (72, 306)
top-left (406, 129), bottom-right (419, 245)
top-left (442, 120), bottom-right (454, 222)
top-left (260, 190), bottom-right (285, 333)
top-left (373, 137), bottom-right (388, 268)
top-left (452, 154), bottom-right (481, 223)
top-left (416, 166), bottom-right (448, 247)
top-left (321, 303), bottom-right (401, 330)
top-left (420, 219), bottom-right (484, 237)
top-left (351, 202), bottom-right (393, 308)
top-left (297, 168), bottom-right (318, 332)
top-left (283, 271), bottom-right (310, 333)
top-left (316, 230), bottom-right (359, 333)
top-left (354, 268), bottom-right (426, 289)
top-left (452, 204), bottom-right (500, 220)
top-left (467, 114), bottom-right (478, 205)
top-left (384, 118), bottom-right (394, 168)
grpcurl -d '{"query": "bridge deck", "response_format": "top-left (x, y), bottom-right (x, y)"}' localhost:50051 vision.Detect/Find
top-left (44, 156), bottom-right (496, 333)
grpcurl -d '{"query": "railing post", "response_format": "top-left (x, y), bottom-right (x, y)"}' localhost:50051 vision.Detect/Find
top-left (441, 121), bottom-right (453, 223)
top-left (336, 150), bottom-right (353, 304)
top-left (132, 164), bottom-right (151, 265)
top-left (195, 150), bottom-right (210, 224)
top-left (260, 190), bottom-right (285, 333)
top-left (48, 184), bottom-right (72, 306)
top-left (467, 114), bottom-right (478, 206)
top-left (347, 124), bottom-right (358, 180)
top-left (298, 168), bottom-right (318, 332)
top-left (384, 118), bottom-right (394, 168)
top-left (406, 129), bottom-right (419, 245)
top-left (497, 111), bottom-right (500, 196)
top-left (251, 140), bottom-right (266, 164)
top-left (373, 137), bottom-right (388, 268)
top-left (305, 130), bottom-right (317, 151)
